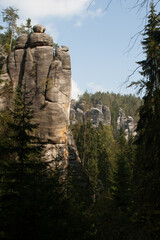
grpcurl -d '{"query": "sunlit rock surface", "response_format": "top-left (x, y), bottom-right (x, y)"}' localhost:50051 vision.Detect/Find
top-left (0, 25), bottom-right (71, 165)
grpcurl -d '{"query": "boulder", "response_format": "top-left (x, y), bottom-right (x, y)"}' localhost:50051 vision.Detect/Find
top-left (33, 24), bottom-right (46, 33)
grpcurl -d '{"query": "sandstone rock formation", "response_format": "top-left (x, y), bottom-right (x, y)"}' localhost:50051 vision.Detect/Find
top-left (70, 101), bottom-right (111, 127)
top-left (0, 44), bottom-right (7, 73)
top-left (0, 25), bottom-right (71, 168)
top-left (0, 44), bottom-right (12, 112)
top-left (117, 108), bottom-right (136, 139)
top-left (70, 100), bottom-right (136, 139)
top-left (86, 108), bottom-right (104, 127)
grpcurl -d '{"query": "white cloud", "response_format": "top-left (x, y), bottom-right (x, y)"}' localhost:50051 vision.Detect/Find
top-left (72, 80), bottom-right (82, 100)
top-left (0, 0), bottom-right (91, 19)
top-left (74, 7), bottom-right (103, 27)
top-left (87, 81), bottom-right (105, 93)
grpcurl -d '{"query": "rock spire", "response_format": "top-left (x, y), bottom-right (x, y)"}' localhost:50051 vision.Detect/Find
top-left (0, 25), bottom-right (71, 166)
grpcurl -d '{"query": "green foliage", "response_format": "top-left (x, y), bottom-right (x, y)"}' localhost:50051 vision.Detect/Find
top-left (71, 120), bottom-right (99, 191)
top-left (1, 7), bottom-right (19, 52)
top-left (97, 124), bottom-right (114, 191)
top-left (132, 3), bottom-right (160, 238)
top-left (71, 120), bottom-right (115, 196)
top-left (0, 87), bottom-right (44, 239)
top-left (0, 7), bottom-right (32, 53)
top-left (25, 18), bottom-right (32, 34)
top-left (0, 87), bottom-right (95, 240)
top-left (87, 131), bottom-right (135, 240)
top-left (112, 132), bottom-right (132, 213)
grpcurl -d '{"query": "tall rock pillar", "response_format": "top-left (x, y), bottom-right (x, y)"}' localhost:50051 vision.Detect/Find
top-left (1, 24), bottom-right (71, 167)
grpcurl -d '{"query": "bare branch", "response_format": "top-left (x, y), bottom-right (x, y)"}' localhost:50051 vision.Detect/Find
top-left (103, 0), bottom-right (113, 12)
top-left (87, 0), bottom-right (95, 11)
top-left (126, 66), bottom-right (141, 84)
top-left (123, 28), bottom-right (144, 54)
top-left (117, 66), bottom-right (141, 92)
top-left (88, 0), bottom-right (160, 13)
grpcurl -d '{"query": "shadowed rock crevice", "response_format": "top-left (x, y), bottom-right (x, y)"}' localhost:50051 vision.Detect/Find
top-left (18, 50), bottom-right (27, 86)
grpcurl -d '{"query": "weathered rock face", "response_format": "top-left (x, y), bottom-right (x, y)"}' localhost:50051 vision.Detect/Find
top-left (0, 44), bottom-right (12, 112)
top-left (0, 44), bottom-right (7, 73)
top-left (102, 105), bottom-right (111, 125)
top-left (86, 108), bottom-right (104, 127)
top-left (70, 101), bottom-right (111, 127)
top-left (117, 108), bottom-right (136, 139)
top-left (0, 25), bottom-right (71, 164)
top-left (70, 100), bottom-right (136, 139)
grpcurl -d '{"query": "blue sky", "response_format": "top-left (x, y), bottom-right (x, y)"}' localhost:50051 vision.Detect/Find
top-left (0, 0), bottom-right (160, 99)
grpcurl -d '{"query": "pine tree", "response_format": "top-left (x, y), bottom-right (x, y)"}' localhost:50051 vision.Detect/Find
top-left (0, 87), bottom-right (46, 239)
top-left (71, 120), bottom-right (99, 193)
top-left (111, 131), bottom-right (133, 239)
top-left (97, 124), bottom-right (114, 192)
top-left (133, 3), bottom-right (160, 238)
top-left (1, 7), bottom-right (19, 52)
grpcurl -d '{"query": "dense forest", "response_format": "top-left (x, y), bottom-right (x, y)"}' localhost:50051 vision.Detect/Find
top-left (0, 3), bottom-right (160, 240)
top-left (71, 91), bottom-right (142, 133)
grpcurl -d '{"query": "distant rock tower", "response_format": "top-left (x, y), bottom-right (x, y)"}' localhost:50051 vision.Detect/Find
top-left (117, 108), bottom-right (136, 139)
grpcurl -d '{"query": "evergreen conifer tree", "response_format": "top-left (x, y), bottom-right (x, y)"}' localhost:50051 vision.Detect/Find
top-left (133, 3), bottom-right (160, 238)
top-left (97, 124), bottom-right (114, 192)
top-left (0, 87), bottom-right (46, 239)
top-left (1, 7), bottom-right (19, 52)
top-left (111, 131), bottom-right (132, 239)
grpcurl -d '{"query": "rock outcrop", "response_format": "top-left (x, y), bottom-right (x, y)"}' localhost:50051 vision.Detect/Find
top-left (0, 44), bottom-right (7, 73)
top-left (0, 24), bottom-right (71, 168)
top-left (70, 101), bottom-right (111, 127)
top-left (70, 100), bottom-right (136, 139)
top-left (0, 44), bottom-right (12, 112)
top-left (117, 108), bottom-right (136, 139)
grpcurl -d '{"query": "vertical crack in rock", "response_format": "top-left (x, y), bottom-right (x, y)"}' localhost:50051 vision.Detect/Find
top-left (18, 50), bottom-right (26, 87)
top-left (6, 56), bottom-right (12, 84)
top-left (44, 63), bottom-right (52, 100)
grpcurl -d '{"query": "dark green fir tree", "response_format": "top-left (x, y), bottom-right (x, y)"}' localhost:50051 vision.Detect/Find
top-left (111, 130), bottom-right (132, 239)
top-left (0, 87), bottom-right (46, 240)
top-left (133, 3), bottom-right (160, 238)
